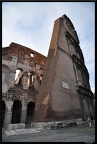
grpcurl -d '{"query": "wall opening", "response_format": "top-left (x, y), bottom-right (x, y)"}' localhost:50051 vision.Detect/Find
top-left (2, 100), bottom-right (6, 127)
top-left (15, 69), bottom-right (20, 81)
top-left (83, 99), bottom-right (89, 116)
top-left (28, 73), bottom-right (35, 87)
top-left (11, 100), bottom-right (22, 124)
top-left (40, 74), bottom-right (43, 85)
top-left (26, 102), bottom-right (35, 124)
top-left (30, 52), bottom-right (34, 58)
top-left (15, 69), bottom-right (23, 86)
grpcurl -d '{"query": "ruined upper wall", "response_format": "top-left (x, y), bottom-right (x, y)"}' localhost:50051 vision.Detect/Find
top-left (61, 14), bottom-right (80, 44)
top-left (2, 42), bottom-right (47, 92)
top-left (2, 42), bottom-right (47, 70)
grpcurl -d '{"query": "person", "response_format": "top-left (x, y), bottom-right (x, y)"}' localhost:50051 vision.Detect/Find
top-left (87, 116), bottom-right (92, 128)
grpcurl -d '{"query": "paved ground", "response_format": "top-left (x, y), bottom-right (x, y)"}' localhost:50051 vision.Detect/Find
top-left (2, 123), bottom-right (95, 142)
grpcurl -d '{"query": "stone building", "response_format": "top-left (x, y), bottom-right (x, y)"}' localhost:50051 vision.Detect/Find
top-left (2, 14), bottom-right (95, 129)
top-left (2, 42), bottom-right (46, 129)
top-left (32, 14), bottom-right (95, 123)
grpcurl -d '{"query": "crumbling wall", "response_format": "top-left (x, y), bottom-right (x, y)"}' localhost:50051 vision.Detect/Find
top-left (2, 42), bottom-right (46, 128)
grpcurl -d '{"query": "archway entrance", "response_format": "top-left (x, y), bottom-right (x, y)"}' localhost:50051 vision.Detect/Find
top-left (2, 100), bottom-right (6, 127)
top-left (83, 98), bottom-right (90, 116)
top-left (11, 100), bottom-right (22, 123)
top-left (26, 102), bottom-right (35, 124)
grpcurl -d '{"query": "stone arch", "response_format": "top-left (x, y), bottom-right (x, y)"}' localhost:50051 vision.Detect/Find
top-left (26, 101), bottom-right (35, 124)
top-left (89, 101), bottom-right (93, 113)
top-left (2, 100), bottom-right (6, 127)
top-left (15, 68), bottom-right (24, 86)
top-left (11, 100), bottom-right (22, 123)
top-left (89, 99), bottom-right (95, 119)
top-left (83, 98), bottom-right (89, 115)
top-left (28, 72), bottom-right (36, 87)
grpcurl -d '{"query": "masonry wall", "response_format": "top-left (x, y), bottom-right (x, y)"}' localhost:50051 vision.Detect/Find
top-left (2, 15), bottom-right (95, 129)
top-left (2, 42), bottom-right (46, 128)
top-left (32, 15), bottom-right (95, 122)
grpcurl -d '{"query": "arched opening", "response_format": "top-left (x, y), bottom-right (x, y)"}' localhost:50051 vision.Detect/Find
top-left (15, 69), bottom-right (21, 81)
top-left (28, 72), bottom-right (36, 87)
top-left (15, 69), bottom-right (24, 86)
top-left (83, 99), bottom-right (89, 116)
top-left (39, 73), bottom-right (43, 85)
top-left (26, 102), bottom-right (35, 124)
top-left (2, 100), bottom-right (6, 127)
top-left (89, 100), bottom-right (95, 120)
top-left (11, 100), bottom-right (22, 123)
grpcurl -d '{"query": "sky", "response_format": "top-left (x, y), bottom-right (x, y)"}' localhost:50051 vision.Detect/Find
top-left (2, 2), bottom-right (95, 93)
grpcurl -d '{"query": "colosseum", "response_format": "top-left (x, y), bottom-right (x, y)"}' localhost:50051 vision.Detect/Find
top-left (2, 14), bottom-right (95, 129)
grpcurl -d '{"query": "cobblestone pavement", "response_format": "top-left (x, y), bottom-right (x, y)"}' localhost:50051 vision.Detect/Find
top-left (2, 123), bottom-right (95, 142)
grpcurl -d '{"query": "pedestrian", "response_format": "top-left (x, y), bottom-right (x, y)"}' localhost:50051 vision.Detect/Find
top-left (87, 116), bottom-right (92, 128)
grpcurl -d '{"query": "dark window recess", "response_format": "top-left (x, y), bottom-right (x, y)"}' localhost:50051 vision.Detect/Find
top-left (27, 102), bottom-right (35, 116)
top-left (11, 100), bottom-right (22, 124)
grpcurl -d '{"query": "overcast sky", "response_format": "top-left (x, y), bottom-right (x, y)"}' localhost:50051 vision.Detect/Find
top-left (2, 2), bottom-right (95, 93)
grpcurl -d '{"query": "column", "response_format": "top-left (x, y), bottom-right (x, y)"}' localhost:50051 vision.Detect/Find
top-left (21, 104), bottom-right (27, 123)
top-left (9, 70), bottom-right (16, 88)
top-left (22, 73), bottom-right (28, 90)
top-left (4, 100), bottom-right (13, 129)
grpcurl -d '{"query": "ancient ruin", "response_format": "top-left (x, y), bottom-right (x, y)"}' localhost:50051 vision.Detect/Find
top-left (2, 15), bottom-right (95, 129)
top-left (2, 42), bottom-right (46, 129)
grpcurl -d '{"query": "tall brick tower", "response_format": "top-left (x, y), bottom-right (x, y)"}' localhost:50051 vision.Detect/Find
top-left (32, 15), bottom-right (95, 122)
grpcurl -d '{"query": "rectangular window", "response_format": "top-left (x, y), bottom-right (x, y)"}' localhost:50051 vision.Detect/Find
top-left (30, 52), bottom-right (34, 58)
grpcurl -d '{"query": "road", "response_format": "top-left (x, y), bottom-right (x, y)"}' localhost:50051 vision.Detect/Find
top-left (2, 123), bottom-right (95, 142)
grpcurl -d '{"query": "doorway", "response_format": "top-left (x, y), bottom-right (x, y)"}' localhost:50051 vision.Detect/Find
top-left (26, 101), bottom-right (35, 124)
top-left (11, 100), bottom-right (22, 123)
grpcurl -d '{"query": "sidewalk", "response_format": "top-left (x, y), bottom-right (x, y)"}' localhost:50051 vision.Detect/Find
top-left (4, 128), bottom-right (41, 136)
top-left (2, 123), bottom-right (95, 142)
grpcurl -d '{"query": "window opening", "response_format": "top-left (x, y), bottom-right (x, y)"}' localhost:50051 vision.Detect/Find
top-left (11, 100), bottom-right (22, 124)
top-left (30, 52), bottom-right (34, 58)
top-left (15, 70), bottom-right (20, 81)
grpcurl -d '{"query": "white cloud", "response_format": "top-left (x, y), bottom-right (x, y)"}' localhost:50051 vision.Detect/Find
top-left (2, 2), bottom-right (95, 93)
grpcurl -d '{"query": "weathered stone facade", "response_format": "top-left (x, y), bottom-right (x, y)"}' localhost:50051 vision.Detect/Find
top-left (2, 42), bottom-right (46, 129)
top-left (32, 15), bottom-right (95, 123)
top-left (2, 15), bottom-right (95, 129)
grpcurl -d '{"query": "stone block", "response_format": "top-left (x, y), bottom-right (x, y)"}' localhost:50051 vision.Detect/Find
top-left (50, 125), bottom-right (57, 130)
top-left (76, 118), bottom-right (83, 125)
top-left (56, 122), bottom-right (62, 128)
top-left (61, 122), bottom-right (66, 128)
top-left (8, 123), bottom-right (25, 130)
top-left (44, 126), bottom-right (51, 130)
top-left (31, 122), bottom-right (44, 128)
